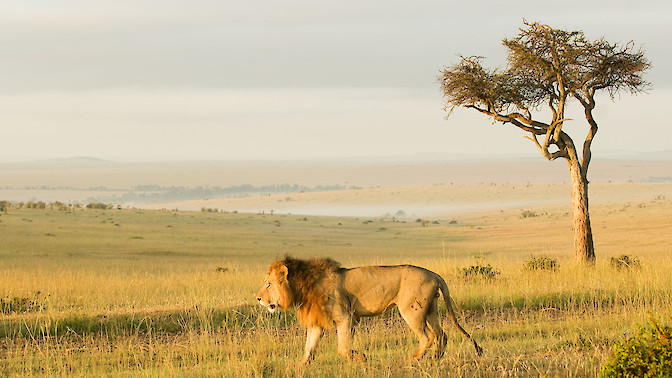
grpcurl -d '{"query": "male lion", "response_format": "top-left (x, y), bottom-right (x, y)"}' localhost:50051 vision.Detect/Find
top-left (256, 256), bottom-right (483, 364)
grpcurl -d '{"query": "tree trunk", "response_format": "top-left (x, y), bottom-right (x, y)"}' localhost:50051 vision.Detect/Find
top-left (568, 158), bottom-right (595, 264)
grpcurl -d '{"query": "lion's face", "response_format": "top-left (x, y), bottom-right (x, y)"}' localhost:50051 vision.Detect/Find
top-left (256, 263), bottom-right (293, 313)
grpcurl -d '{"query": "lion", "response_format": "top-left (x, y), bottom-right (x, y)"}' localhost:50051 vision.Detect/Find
top-left (256, 256), bottom-right (483, 364)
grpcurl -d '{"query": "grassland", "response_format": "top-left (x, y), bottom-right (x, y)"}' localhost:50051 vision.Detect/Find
top-left (1, 184), bottom-right (671, 376)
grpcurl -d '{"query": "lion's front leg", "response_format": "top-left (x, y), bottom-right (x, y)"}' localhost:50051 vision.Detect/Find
top-left (298, 326), bottom-right (322, 365)
top-left (336, 319), bottom-right (366, 362)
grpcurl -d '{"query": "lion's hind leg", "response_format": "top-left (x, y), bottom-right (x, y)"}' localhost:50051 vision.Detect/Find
top-left (399, 303), bottom-right (436, 360)
top-left (426, 303), bottom-right (448, 359)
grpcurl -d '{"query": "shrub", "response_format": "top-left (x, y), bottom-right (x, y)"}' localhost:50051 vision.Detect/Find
top-left (600, 319), bottom-right (672, 377)
top-left (415, 219), bottom-right (429, 227)
top-left (462, 261), bottom-right (500, 281)
top-left (25, 201), bottom-right (46, 209)
top-left (52, 201), bottom-right (71, 211)
top-left (524, 256), bottom-right (559, 271)
top-left (520, 210), bottom-right (538, 218)
top-left (610, 255), bottom-right (641, 270)
top-left (87, 202), bottom-right (111, 210)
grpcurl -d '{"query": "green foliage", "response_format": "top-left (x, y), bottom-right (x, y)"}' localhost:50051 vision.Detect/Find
top-left (610, 255), bottom-right (641, 270)
top-left (524, 256), bottom-right (559, 271)
top-left (600, 319), bottom-right (672, 377)
top-left (462, 260), bottom-right (500, 281)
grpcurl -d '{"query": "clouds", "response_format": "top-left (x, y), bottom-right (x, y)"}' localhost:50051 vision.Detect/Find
top-left (3, 0), bottom-right (668, 92)
top-left (1, 0), bottom-right (670, 161)
top-left (0, 87), bottom-right (460, 160)
top-left (2, 1), bottom-right (446, 91)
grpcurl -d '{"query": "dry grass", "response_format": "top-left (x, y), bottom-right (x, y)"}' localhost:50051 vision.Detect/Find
top-left (1, 184), bottom-right (671, 376)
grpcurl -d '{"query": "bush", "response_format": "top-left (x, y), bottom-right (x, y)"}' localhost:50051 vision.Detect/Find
top-left (524, 256), bottom-right (559, 271)
top-left (87, 202), bottom-right (111, 210)
top-left (600, 319), bottom-right (672, 377)
top-left (462, 261), bottom-right (500, 281)
top-left (51, 201), bottom-right (71, 211)
top-left (25, 201), bottom-right (46, 209)
top-left (610, 255), bottom-right (641, 270)
top-left (415, 219), bottom-right (430, 227)
top-left (520, 210), bottom-right (538, 218)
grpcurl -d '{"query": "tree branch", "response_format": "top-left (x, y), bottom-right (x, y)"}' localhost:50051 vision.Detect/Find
top-left (525, 132), bottom-right (566, 160)
top-left (581, 109), bottom-right (598, 179)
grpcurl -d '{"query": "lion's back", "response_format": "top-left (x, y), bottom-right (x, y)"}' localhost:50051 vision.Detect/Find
top-left (343, 265), bottom-right (439, 316)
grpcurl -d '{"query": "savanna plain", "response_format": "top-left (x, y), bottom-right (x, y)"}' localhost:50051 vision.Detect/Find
top-left (1, 161), bottom-right (672, 377)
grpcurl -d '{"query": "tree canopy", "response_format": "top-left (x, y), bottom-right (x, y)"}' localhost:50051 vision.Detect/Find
top-left (440, 22), bottom-right (649, 171)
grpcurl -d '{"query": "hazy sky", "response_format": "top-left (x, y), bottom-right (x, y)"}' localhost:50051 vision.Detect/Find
top-left (1, 0), bottom-right (670, 162)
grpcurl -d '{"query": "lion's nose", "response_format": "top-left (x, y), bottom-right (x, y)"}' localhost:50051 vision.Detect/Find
top-left (269, 304), bottom-right (276, 309)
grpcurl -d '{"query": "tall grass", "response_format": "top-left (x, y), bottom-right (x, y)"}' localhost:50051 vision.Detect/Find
top-left (2, 259), bottom-right (670, 376)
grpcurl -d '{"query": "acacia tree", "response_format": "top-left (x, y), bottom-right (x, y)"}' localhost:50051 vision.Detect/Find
top-left (439, 22), bottom-right (650, 264)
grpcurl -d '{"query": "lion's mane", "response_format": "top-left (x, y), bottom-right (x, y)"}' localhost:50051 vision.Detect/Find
top-left (269, 256), bottom-right (343, 328)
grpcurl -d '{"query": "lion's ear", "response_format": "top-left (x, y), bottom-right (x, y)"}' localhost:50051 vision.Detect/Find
top-left (279, 264), bottom-right (288, 281)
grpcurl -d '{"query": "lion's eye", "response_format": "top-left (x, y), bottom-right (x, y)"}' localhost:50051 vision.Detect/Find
top-left (266, 283), bottom-right (271, 289)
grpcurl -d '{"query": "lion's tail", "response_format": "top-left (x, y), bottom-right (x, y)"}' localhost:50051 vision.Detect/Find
top-left (436, 274), bottom-right (483, 356)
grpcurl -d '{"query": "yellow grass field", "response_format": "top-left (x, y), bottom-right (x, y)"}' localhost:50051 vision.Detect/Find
top-left (1, 180), bottom-right (671, 376)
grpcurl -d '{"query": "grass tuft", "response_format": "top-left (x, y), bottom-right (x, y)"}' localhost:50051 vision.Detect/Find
top-left (524, 256), bottom-right (559, 271)
top-left (609, 254), bottom-right (641, 270)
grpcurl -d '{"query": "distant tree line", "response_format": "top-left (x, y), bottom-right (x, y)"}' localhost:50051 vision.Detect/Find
top-left (88, 184), bottom-right (357, 203)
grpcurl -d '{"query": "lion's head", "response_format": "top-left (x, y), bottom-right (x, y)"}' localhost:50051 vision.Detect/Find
top-left (256, 256), bottom-right (343, 327)
top-left (256, 261), bottom-right (294, 313)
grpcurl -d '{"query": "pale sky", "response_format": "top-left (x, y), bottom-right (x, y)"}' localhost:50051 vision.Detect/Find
top-left (1, 0), bottom-right (670, 162)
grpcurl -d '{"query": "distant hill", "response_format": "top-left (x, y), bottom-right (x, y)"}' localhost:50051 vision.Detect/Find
top-left (10, 157), bottom-right (122, 168)
top-left (2, 149), bottom-right (672, 167)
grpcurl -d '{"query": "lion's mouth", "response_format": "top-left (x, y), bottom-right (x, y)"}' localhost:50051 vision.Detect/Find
top-left (257, 296), bottom-right (278, 313)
